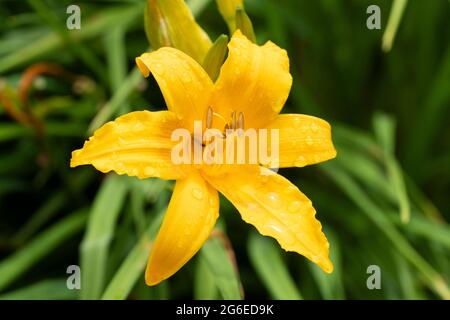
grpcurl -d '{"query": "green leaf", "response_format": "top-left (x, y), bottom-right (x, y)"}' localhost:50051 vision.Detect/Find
top-left (104, 26), bottom-right (127, 94)
top-left (382, 0), bottom-right (409, 52)
top-left (394, 253), bottom-right (423, 299)
top-left (194, 255), bottom-right (218, 299)
top-left (80, 174), bottom-right (128, 299)
top-left (308, 229), bottom-right (345, 299)
top-left (101, 211), bottom-right (164, 300)
top-left (373, 112), bottom-right (410, 223)
top-left (27, 0), bottom-right (108, 84)
top-left (200, 230), bottom-right (242, 299)
top-left (0, 279), bottom-right (78, 300)
top-left (248, 232), bottom-right (302, 300)
top-left (394, 214), bottom-right (450, 249)
top-left (321, 163), bottom-right (450, 299)
top-left (0, 5), bottom-right (143, 74)
top-left (88, 67), bottom-right (143, 133)
top-left (11, 192), bottom-right (67, 244)
top-left (0, 210), bottom-right (87, 292)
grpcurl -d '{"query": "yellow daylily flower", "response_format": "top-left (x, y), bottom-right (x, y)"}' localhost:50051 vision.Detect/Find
top-left (71, 30), bottom-right (337, 286)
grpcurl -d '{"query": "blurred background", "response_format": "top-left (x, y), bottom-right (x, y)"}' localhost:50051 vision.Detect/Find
top-left (0, 0), bottom-right (449, 300)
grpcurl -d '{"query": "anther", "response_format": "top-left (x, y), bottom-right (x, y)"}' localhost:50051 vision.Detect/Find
top-left (231, 111), bottom-right (237, 130)
top-left (206, 106), bottom-right (213, 129)
top-left (238, 112), bottom-right (244, 130)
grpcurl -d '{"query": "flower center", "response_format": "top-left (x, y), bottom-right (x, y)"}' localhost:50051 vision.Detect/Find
top-left (206, 106), bottom-right (245, 136)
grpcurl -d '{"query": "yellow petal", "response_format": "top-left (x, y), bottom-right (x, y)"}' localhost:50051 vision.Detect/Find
top-left (267, 114), bottom-right (337, 168)
top-left (145, 0), bottom-right (212, 63)
top-left (212, 30), bottom-right (292, 129)
top-left (204, 166), bottom-right (333, 273)
top-left (136, 48), bottom-right (214, 132)
top-left (146, 170), bottom-right (219, 285)
top-left (71, 110), bottom-right (188, 180)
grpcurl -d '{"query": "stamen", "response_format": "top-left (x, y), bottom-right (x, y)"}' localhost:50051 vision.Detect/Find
top-left (231, 111), bottom-right (237, 130)
top-left (238, 112), bottom-right (244, 130)
top-left (206, 106), bottom-right (213, 129)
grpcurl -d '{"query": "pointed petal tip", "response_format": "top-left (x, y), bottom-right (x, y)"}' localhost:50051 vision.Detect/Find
top-left (145, 271), bottom-right (163, 287)
top-left (319, 257), bottom-right (334, 274)
top-left (144, 259), bottom-right (164, 286)
top-left (135, 55), bottom-right (150, 77)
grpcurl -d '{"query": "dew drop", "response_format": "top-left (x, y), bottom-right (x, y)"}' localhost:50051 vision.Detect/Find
top-left (118, 137), bottom-right (126, 146)
top-left (248, 202), bottom-right (258, 211)
top-left (306, 136), bottom-right (314, 146)
top-left (191, 188), bottom-right (204, 200)
top-left (133, 122), bottom-right (144, 132)
top-left (310, 122), bottom-right (319, 133)
top-left (260, 175), bottom-right (269, 184)
top-left (294, 155), bottom-right (307, 167)
top-left (267, 192), bottom-right (282, 208)
top-left (288, 200), bottom-right (301, 212)
top-left (182, 72), bottom-right (192, 83)
top-left (153, 63), bottom-right (164, 75)
top-left (269, 224), bottom-right (283, 233)
top-left (144, 167), bottom-right (155, 176)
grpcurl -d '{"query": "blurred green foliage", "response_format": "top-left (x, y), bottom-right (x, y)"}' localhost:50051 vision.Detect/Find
top-left (0, 0), bottom-right (449, 300)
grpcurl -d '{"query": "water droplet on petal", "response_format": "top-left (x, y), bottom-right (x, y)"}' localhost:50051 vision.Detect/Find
top-left (311, 122), bottom-right (319, 132)
top-left (294, 155), bottom-right (307, 167)
top-left (144, 167), bottom-right (155, 176)
top-left (182, 72), bottom-right (192, 83)
top-left (269, 224), bottom-right (283, 233)
top-left (153, 63), bottom-right (164, 76)
top-left (118, 137), bottom-right (126, 146)
top-left (133, 122), bottom-right (144, 132)
top-left (267, 192), bottom-right (282, 208)
top-left (288, 201), bottom-right (302, 212)
top-left (191, 188), bottom-right (204, 200)
top-left (306, 136), bottom-right (314, 146)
